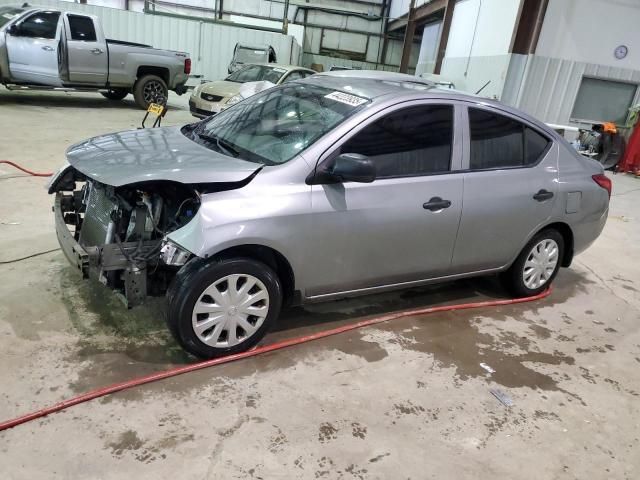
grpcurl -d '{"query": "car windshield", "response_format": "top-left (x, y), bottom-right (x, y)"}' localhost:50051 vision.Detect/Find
top-left (187, 84), bottom-right (369, 165)
top-left (226, 65), bottom-right (287, 84)
top-left (0, 7), bottom-right (25, 27)
top-left (235, 47), bottom-right (268, 64)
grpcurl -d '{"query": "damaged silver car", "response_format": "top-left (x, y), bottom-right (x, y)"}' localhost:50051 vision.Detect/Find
top-left (49, 71), bottom-right (610, 358)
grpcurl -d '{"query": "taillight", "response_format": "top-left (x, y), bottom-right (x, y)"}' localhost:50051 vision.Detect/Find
top-left (592, 174), bottom-right (612, 198)
top-left (184, 58), bottom-right (191, 75)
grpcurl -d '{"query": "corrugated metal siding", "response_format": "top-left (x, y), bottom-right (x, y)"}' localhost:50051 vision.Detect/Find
top-left (0, 0), bottom-right (299, 80)
top-left (514, 55), bottom-right (640, 126)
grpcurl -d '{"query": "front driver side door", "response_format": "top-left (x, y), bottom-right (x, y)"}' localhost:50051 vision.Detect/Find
top-left (6, 10), bottom-right (62, 86)
top-left (306, 102), bottom-right (464, 298)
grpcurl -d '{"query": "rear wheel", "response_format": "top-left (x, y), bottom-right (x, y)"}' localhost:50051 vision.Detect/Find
top-left (503, 229), bottom-right (564, 297)
top-left (166, 258), bottom-right (283, 359)
top-left (133, 74), bottom-right (168, 109)
top-left (100, 88), bottom-right (129, 101)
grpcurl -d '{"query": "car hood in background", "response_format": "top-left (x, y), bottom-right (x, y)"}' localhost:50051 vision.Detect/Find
top-left (199, 80), bottom-right (241, 98)
top-left (65, 126), bottom-right (261, 187)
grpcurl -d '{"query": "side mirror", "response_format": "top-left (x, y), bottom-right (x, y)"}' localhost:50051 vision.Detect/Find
top-left (330, 153), bottom-right (376, 183)
top-left (309, 153), bottom-right (376, 185)
top-left (8, 24), bottom-right (20, 36)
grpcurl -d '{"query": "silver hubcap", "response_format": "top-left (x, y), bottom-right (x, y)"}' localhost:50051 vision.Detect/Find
top-left (192, 274), bottom-right (269, 348)
top-left (143, 80), bottom-right (165, 104)
top-left (523, 239), bottom-right (559, 289)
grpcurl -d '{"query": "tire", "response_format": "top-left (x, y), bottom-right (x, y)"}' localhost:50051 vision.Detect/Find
top-left (503, 228), bottom-right (564, 298)
top-left (133, 74), bottom-right (168, 110)
top-left (100, 88), bottom-right (129, 101)
top-left (166, 257), bottom-right (283, 359)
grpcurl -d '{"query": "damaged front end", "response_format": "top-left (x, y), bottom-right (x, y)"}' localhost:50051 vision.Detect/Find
top-left (50, 166), bottom-right (199, 307)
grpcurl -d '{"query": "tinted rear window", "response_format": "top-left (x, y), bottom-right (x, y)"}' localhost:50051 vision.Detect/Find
top-left (469, 108), bottom-right (550, 170)
top-left (68, 15), bottom-right (96, 41)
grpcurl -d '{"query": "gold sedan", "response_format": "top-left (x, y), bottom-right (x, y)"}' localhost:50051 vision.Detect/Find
top-left (189, 63), bottom-right (316, 118)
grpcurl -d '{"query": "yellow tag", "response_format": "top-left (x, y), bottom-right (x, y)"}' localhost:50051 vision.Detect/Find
top-left (147, 103), bottom-right (164, 115)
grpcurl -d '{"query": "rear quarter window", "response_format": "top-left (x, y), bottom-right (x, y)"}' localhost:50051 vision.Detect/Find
top-left (469, 108), bottom-right (551, 170)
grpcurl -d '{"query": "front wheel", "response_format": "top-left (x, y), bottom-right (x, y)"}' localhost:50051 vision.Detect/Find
top-left (166, 258), bottom-right (283, 359)
top-left (503, 229), bottom-right (564, 297)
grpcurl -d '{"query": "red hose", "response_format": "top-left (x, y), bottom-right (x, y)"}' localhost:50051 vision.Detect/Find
top-left (0, 288), bottom-right (551, 432)
top-left (0, 160), bottom-right (53, 177)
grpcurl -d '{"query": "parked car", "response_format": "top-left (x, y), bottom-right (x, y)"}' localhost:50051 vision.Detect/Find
top-left (0, 6), bottom-right (190, 108)
top-left (228, 43), bottom-right (276, 74)
top-left (189, 63), bottom-right (315, 118)
top-left (48, 70), bottom-right (610, 358)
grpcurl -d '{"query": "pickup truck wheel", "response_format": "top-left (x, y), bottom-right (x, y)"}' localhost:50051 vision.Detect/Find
top-left (134, 74), bottom-right (168, 109)
top-left (166, 257), bottom-right (283, 359)
top-left (101, 89), bottom-right (129, 101)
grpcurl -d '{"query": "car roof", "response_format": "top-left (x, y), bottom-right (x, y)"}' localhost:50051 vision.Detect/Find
top-left (301, 70), bottom-right (559, 138)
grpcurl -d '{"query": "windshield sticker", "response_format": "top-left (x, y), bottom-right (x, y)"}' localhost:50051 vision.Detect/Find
top-left (324, 91), bottom-right (367, 106)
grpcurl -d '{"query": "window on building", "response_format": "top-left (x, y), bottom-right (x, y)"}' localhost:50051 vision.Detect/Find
top-left (68, 15), bottom-right (97, 42)
top-left (340, 105), bottom-right (453, 178)
top-left (18, 11), bottom-right (60, 39)
top-left (469, 108), bottom-right (550, 170)
top-left (571, 77), bottom-right (638, 125)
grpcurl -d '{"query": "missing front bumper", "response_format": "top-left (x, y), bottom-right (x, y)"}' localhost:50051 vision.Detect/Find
top-left (54, 192), bottom-right (158, 307)
top-left (54, 192), bottom-right (90, 277)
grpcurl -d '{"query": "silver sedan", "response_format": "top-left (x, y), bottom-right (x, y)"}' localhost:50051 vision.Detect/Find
top-left (49, 71), bottom-right (610, 358)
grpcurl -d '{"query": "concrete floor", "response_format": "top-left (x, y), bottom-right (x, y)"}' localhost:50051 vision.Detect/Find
top-left (0, 88), bottom-right (639, 480)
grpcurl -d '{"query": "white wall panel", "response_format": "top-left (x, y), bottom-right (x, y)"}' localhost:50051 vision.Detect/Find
top-left (537, 0), bottom-right (640, 71)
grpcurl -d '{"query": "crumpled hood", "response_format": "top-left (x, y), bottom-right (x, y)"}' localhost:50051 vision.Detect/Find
top-left (65, 126), bottom-right (261, 187)
top-left (199, 80), bottom-right (241, 98)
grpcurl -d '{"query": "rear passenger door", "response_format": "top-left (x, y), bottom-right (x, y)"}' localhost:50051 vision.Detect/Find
top-left (307, 102), bottom-right (464, 297)
top-left (451, 106), bottom-right (557, 273)
top-left (62, 14), bottom-right (107, 85)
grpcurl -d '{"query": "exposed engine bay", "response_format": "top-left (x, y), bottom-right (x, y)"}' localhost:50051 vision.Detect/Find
top-left (52, 167), bottom-right (200, 306)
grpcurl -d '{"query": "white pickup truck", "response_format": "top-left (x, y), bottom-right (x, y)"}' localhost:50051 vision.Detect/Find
top-left (0, 6), bottom-right (190, 108)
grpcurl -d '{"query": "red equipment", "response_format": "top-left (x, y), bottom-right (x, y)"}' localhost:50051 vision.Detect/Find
top-left (618, 123), bottom-right (640, 175)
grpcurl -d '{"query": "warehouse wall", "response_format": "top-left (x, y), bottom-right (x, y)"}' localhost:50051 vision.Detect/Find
top-left (502, 0), bottom-right (640, 127)
top-left (415, 20), bottom-right (442, 76)
top-left (0, 0), bottom-right (301, 81)
top-left (439, 0), bottom-right (521, 99)
top-left (511, 56), bottom-right (640, 126)
top-left (537, 0), bottom-right (640, 71)
top-left (50, 0), bottom-right (404, 70)
top-left (389, 0), bottom-right (430, 20)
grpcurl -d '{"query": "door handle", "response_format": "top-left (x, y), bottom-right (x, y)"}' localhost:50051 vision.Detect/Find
top-left (41, 45), bottom-right (54, 52)
top-left (423, 197), bottom-right (452, 211)
top-left (90, 48), bottom-right (104, 55)
top-left (533, 189), bottom-right (554, 202)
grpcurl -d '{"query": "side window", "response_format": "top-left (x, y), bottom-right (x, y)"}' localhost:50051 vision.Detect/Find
top-left (525, 127), bottom-right (550, 164)
top-left (282, 71), bottom-right (304, 83)
top-left (68, 15), bottom-right (97, 42)
top-left (469, 108), bottom-right (550, 170)
top-left (340, 105), bottom-right (454, 178)
top-left (18, 11), bottom-right (60, 39)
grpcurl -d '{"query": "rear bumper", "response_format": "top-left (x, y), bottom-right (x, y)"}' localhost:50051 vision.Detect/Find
top-left (54, 193), bottom-right (89, 277)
